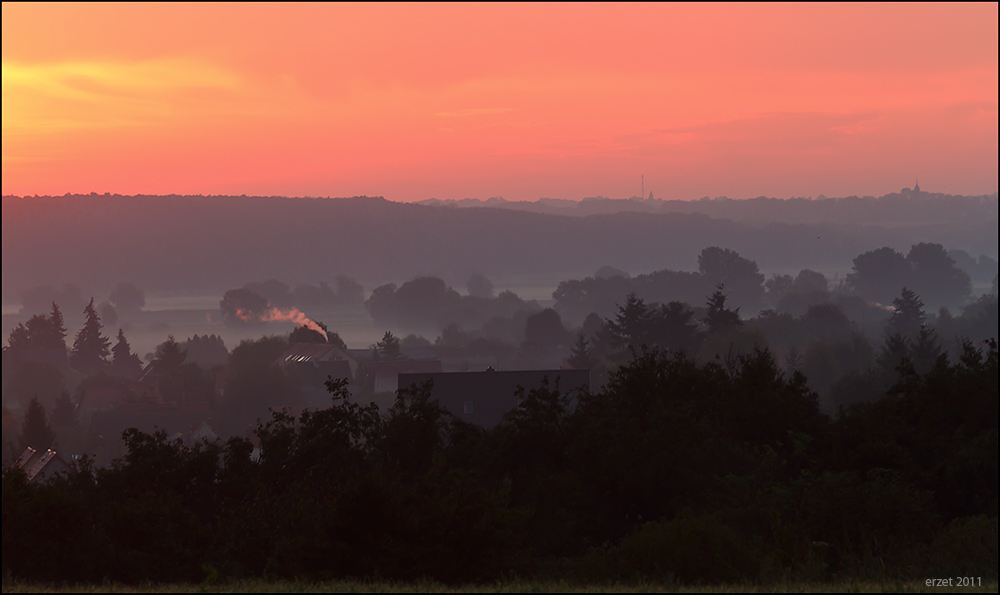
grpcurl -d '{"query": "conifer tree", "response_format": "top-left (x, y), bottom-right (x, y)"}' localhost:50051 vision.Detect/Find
top-left (377, 331), bottom-right (402, 360)
top-left (51, 390), bottom-right (79, 431)
top-left (605, 292), bottom-right (652, 351)
top-left (152, 335), bottom-right (187, 375)
top-left (19, 396), bottom-right (56, 452)
top-left (48, 302), bottom-right (67, 350)
top-left (885, 287), bottom-right (926, 340)
top-left (704, 284), bottom-right (742, 334)
top-left (567, 331), bottom-right (596, 369)
top-left (70, 298), bottom-right (111, 376)
top-left (111, 329), bottom-right (144, 380)
top-left (911, 325), bottom-right (942, 375)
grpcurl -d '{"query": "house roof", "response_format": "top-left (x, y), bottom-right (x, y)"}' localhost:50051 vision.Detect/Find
top-left (280, 343), bottom-right (358, 380)
top-left (13, 447), bottom-right (72, 484)
top-left (279, 342), bottom-right (353, 364)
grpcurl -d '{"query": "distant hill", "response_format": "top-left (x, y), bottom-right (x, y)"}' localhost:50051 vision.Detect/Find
top-left (2, 192), bottom-right (997, 303)
top-left (418, 188), bottom-right (999, 227)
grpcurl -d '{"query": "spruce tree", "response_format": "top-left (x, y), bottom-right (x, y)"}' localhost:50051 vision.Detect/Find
top-left (605, 292), bottom-right (652, 351)
top-left (51, 390), bottom-right (79, 431)
top-left (885, 287), bottom-right (926, 340)
top-left (47, 302), bottom-right (68, 350)
top-left (152, 335), bottom-right (187, 375)
top-left (70, 298), bottom-right (111, 376)
top-left (19, 396), bottom-right (56, 452)
top-left (111, 329), bottom-right (144, 380)
top-left (567, 331), bottom-right (596, 369)
top-left (704, 284), bottom-right (742, 334)
top-left (377, 331), bottom-right (402, 360)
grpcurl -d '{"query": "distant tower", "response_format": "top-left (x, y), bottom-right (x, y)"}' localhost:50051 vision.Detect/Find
top-left (914, 177), bottom-right (920, 192)
top-left (641, 175), bottom-right (644, 200)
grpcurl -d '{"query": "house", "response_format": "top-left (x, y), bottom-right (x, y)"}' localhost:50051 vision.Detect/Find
top-left (397, 368), bottom-right (590, 427)
top-left (12, 447), bottom-right (73, 484)
top-left (277, 343), bottom-right (357, 407)
top-left (278, 343), bottom-right (358, 379)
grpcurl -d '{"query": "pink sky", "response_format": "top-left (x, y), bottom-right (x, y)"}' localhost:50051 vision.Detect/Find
top-left (2, 3), bottom-right (997, 200)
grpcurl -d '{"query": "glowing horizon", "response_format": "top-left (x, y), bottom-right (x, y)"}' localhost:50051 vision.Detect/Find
top-left (3, 3), bottom-right (997, 201)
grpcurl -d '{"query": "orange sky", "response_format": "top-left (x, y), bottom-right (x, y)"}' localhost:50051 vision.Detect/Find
top-left (2, 3), bottom-right (997, 201)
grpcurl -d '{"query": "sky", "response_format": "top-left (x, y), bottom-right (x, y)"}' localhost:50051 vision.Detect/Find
top-left (2, 3), bottom-right (997, 201)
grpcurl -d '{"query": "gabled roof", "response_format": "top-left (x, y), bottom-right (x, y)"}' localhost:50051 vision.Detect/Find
top-left (279, 342), bottom-right (353, 364)
top-left (13, 447), bottom-right (72, 484)
top-left (279, 343), bottom-right (358, 379)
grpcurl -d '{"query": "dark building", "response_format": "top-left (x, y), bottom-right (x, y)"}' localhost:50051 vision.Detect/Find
top-left (397, 368), bottom-right (590, 427)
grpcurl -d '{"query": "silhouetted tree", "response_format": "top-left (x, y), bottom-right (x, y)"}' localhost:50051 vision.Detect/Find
top-left (152, 335), bottom-right (187, 376)
top-left (799, 303), bottom-right (853, 343)
top-left (764, 273), bottom-right (795, 309)
top-left (377, 331), bottom-right (402, 360)
top-left (18, 396), bottom-right (56, 452)
top-left (6, 306), bottom-right (67, 357)
top-left (911, 325), bottom-right (942, 375)
top-left (244, 279), bottom-right (294, 309)
top-left (648, 301), bottom-right (700, 354)
top-left (335, 275), bottom-right (365, 307)
top-left (703, 285), bottom-right (742, 335)
top-left (50, 390), bottom-right (79, 432)
top-left (6, 362), bottom-right (65, 412)
top-left (366, 276), bottom-right (463, 329)
top-left (553, 275), bottom-right (635, 324)
top-left (907, 242), bottom-right (972, 310)
top-left (878, 332), bottom-right (912, 373)
top-left (293, 281), bottom-right (337, 310)
top-left (697, 247), bottom-right (765, 313)
top-left (109, 281), bottom-right (145, 313)
top-left (605, 292), bottom-right (652, 352)
top-left (567, 332), bottom-right (596, 370)
top-left (228, 336), bottom-right (289, 372)
top-left (98, 302), bottom-right (119, 329)
top-left (595, 265), bottom-right (630, 280)
top-left (47, 302), bottom-right (67, 350)
top-left (220, 287), bottom-right (269, 325)
top-left (847, 247), bottom-right (912, 305)
top-left (523, 308), bottom-right (569, 350)
top-left (111, 329), bottom-right (144, 380)
top-left (466, 273), bottom-right (495, 298)
top-left (181, 334), bottom-right (230, 368)
top-left (886, 288), bottom-right (926, 340)
top-left (69, 298), bottom-right (111, 376)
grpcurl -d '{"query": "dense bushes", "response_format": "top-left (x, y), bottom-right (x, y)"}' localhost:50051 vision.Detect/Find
top-left (3, 342), bottom-right (997, 585)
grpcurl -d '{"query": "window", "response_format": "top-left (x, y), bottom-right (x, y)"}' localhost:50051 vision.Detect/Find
top-left (463, 400), bottom-right (474, 415)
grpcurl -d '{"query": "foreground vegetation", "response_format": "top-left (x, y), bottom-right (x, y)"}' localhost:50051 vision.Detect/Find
top-left (4, 331), bottom-right (997, 587)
